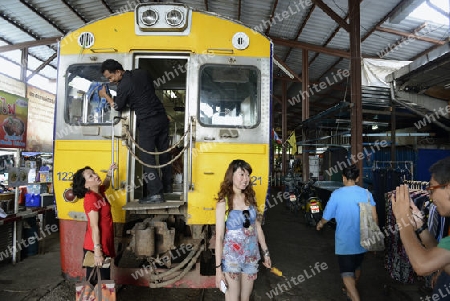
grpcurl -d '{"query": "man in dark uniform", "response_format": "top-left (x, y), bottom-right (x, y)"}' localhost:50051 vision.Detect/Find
top-left (99, 59), bottom-right (172, 203)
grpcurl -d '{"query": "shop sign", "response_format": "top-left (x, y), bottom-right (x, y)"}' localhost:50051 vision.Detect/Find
top-left (0, 90), bottom-right (28, 148)
top-left (26, 85), bottom-right (55, 152)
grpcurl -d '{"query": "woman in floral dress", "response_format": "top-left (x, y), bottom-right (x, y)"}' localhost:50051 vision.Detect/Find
top-left (215, 159), bottom-right (271, 301)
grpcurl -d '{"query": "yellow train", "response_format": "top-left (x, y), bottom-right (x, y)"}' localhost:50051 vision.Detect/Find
top-left (53, 3), bottom-right (272, 287)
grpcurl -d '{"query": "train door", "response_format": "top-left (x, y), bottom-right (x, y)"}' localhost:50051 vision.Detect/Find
top-left (130, 55), bottom-right (188, 202)
top-left (185, 53), bottom-right (269, 226)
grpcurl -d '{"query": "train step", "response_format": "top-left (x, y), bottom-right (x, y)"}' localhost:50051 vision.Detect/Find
top-left (122, 193), bottom-right (185, 214)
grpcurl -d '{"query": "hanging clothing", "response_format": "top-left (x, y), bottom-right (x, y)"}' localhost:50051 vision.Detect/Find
top-left (373, 168), bottom-right (411, 230)
top-left (384, 189), bottom-right (430, 284)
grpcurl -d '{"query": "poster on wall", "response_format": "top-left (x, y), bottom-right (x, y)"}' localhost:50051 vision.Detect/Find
top-left (26, 85), bottom-right (55, 152)
top-left (0, 90), bottom-right (28, 148)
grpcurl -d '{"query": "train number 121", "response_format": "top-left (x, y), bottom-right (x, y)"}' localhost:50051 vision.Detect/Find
top-left (251, 176), bottom-right (262, 185)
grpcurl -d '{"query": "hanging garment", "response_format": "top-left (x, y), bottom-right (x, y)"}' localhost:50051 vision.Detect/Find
top-left (384, 190), bottom-right (430, 284)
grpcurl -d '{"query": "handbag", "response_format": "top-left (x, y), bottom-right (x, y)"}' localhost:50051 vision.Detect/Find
top-left (75, 266), bottom-right (116, 301)
top-left (359, 190), bottom-right (385, 252)
top-left (82, 251), bottom-right (112, 268)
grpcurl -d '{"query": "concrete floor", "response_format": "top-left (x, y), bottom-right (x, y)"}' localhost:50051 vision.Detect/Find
top-left (0, 188), bottom-right (430, 301)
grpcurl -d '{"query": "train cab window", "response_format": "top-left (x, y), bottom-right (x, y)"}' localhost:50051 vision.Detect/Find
top-left (199, 65), bottom-right (259, 127)
top-left (65, 64), bottom-right (119, 125)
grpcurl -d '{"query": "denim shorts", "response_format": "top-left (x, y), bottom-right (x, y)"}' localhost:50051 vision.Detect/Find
top-left (337, 253), bottom-right (365, 277)
top-left (222, 260), bottom-right (259, 275)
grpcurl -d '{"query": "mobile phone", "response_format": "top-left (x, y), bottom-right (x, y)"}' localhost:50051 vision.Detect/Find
top-left (220, 280), bottom-right (227, 293)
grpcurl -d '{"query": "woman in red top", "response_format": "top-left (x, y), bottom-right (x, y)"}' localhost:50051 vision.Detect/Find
top-left (72, 163), bottom-right (117, 282)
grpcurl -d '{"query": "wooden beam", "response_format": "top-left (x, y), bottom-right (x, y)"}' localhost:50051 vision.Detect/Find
top-left (308, 0), bottom-right (362, 66)
top-left (376, 26), bottom-right (446, 45)
top-left (410, 43), bottom-right (444, 61)
top-left (273, 55), bottom-right (302, 82)
top-left (0, 37), bottom-right (61, 53)
top-left (270, 36), bottom-right (350, 58)
top-left (237, 0), bottom-right (242, 21)
top-left (377, 23), bottom-right (431, 58)
top-left (349, 0), bottom-right (363, 184)
top-left (313, 0), bottom-right (349, 32)
top-left (26, 53), bottom-right (58, 81)
top-left (282, 80), bottom-right (287, 176)
top-left (302, 49), bottom-right (310, 120)
top-left (274, 76), bottom-right (302, 83)
top-left (302, 49), bottom-right (310, 181)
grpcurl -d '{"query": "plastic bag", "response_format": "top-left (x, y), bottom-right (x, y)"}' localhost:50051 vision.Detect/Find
top-left (359, 194), bottom-right (385, 252)
top-left (75, 266), bottom-right (116, 301)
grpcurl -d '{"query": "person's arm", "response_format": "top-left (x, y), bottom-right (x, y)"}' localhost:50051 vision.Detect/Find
top-left (256, 215), bottom-right (272, 269)
top-left (215, 201), bottom-right (226, 288)
top-left (99, 77), bottom-right (131, 111)
top-left (368, 191), bottom-right (379, 225)
top-left (99, 87), bottom-right (115, 108)
top-left (417, 228), bottom-right (439, 249)
top-left (87, 210), bottom-right (104, 266)
top-left (392, 185), bottom-right (450, 275)
top-left (317, 192), bottom-right (334, 231)
top-left (316, 217), bottom-right (329, 231)
top-left (102, 163), bottom-right (117, 188)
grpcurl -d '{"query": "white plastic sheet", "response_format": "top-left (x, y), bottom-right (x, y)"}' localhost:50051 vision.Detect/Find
top-left (362, 58), bottom-right (412, 87)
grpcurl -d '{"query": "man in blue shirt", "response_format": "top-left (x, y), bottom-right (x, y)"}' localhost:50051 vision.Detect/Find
top-left (317, 165), bottom-right (377, 301)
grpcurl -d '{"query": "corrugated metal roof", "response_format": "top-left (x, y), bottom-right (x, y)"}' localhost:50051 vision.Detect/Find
top-left (0, 0), bottom-right (448, 133)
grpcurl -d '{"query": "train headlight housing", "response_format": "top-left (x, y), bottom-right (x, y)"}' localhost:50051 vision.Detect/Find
top-left (141, 9), bottom-right (158, 26)
top-left (136, 4), bottom-right (189, 33)
top-left (166, 9), bottom-right (183, 26)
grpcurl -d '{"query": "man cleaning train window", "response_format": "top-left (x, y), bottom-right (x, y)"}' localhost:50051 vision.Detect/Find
top-left (99, 59), bottom-right (172, 204)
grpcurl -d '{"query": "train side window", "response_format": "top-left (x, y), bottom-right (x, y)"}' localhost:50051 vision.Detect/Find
top-left (65, 64), bottom-right (119, 125)
top-left (199, 65), bottom-right (259, 128)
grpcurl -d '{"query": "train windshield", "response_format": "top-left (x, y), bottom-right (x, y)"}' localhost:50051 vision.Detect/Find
top-left (65, 64), bottom-right (119, 125)
top-left (199, 65), bottom-right (259, 127)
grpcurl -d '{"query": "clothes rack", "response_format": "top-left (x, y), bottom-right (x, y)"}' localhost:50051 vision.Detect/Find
top-left (402, 180), bottom-right (428, 190)
top-left (373, 161), bottom-right (414, 179)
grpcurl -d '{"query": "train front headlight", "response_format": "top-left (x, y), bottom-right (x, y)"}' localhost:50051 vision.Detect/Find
top-left (166, 9), bottom-right (183, 26)
top-left (136, 4), bottom-right (189, 33)
top-left (141, 9), bottom-right (159, 26)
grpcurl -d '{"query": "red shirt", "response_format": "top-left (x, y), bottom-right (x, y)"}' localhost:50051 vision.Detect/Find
top-left (83, 186), bottom-right (115, 257)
